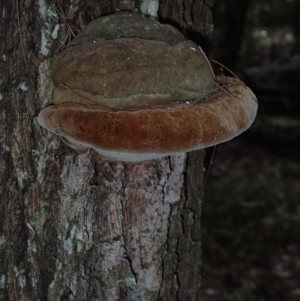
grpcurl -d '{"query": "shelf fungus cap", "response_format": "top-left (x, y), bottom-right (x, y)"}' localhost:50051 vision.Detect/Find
top-left (38, 13), bottom-right (258, 162)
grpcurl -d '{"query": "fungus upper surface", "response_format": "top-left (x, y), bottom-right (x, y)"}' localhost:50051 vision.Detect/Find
top-left (51, 12), bottom-right (216, 109)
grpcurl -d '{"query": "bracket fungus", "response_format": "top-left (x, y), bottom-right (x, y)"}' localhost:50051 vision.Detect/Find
top-left (38, 12), bottom-right (258, 162)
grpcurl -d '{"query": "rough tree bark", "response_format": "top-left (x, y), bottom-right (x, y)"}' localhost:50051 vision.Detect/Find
top-left (0, 0), bottom-right (213, 300)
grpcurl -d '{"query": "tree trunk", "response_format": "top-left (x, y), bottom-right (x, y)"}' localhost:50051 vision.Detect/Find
top-left (0, 0), bottom-right (213, 300)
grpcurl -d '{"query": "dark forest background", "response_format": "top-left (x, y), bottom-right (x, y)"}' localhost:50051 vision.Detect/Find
top-left (200, 0), bottom-right (300, 300)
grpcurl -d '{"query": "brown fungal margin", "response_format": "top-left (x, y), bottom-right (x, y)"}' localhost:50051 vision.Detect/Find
top-left (38, 77), bottom-right (258, 162)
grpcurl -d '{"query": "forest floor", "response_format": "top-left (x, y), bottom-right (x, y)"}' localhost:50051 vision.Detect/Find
top-left (199, 113), bottom-right (300, 301)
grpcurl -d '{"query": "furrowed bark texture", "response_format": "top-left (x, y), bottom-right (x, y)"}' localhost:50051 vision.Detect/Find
top-left (0, 0), bottom-right (213, 300)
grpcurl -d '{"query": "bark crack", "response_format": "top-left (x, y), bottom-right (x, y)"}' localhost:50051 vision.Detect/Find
top-left (190, 0), bottom-right (196, 24)
top-left (181, 0), bottom-right (187, 27)
top-left (124, 254), bottom-right (138, 284)
top-left (120, 175), bottom-right (138, 287)
top-left (157, 156), bottom-right (179, 299)
top-left (157, 203), bottom-right (171, 297)
top-left (175, 231), bottom-right (181, 301)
